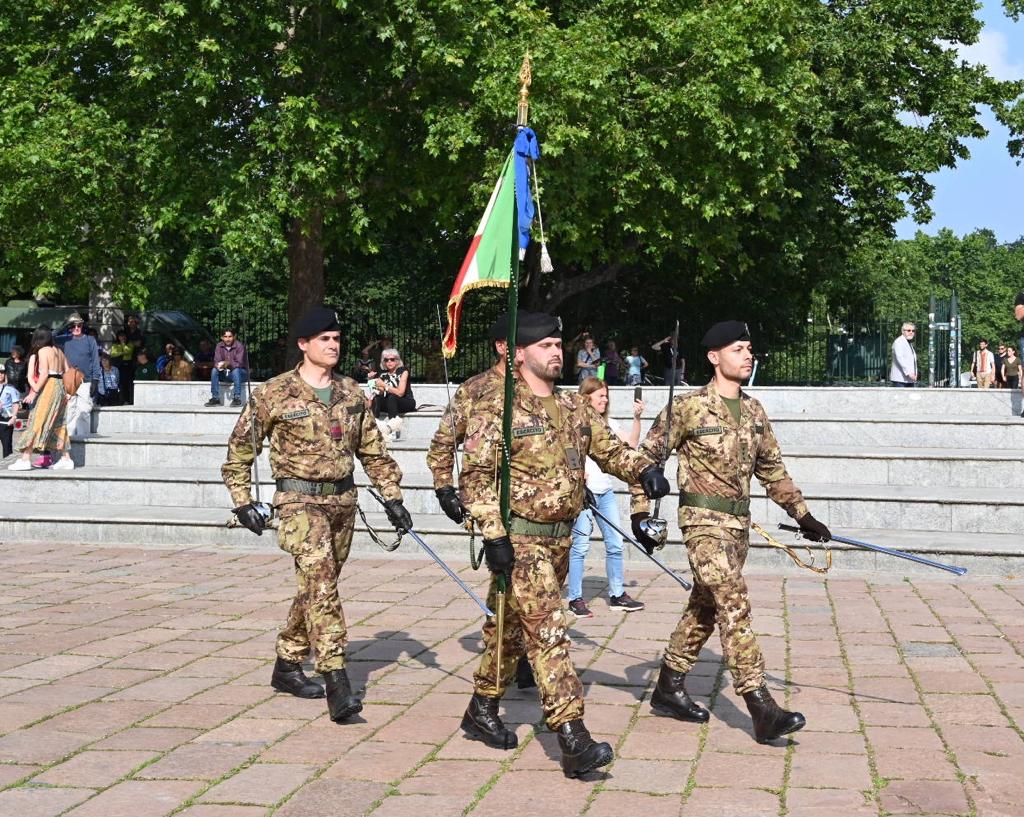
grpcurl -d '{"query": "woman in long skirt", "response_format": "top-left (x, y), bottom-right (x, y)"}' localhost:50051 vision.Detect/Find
top-left (8, 325), bottom-right (73, 471)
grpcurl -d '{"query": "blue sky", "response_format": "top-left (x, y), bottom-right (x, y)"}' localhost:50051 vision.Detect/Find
top-left (894, 1), bottom-right (1023, 243)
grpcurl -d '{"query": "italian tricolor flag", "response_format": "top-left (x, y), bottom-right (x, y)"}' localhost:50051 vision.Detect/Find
top-left (442, 151), bottom-right (517, 358)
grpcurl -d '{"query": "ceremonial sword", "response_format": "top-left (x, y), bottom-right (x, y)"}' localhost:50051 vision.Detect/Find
top-left (778, 524), bottom-right (967, 576)
top-left (367, 488), bottom-right (495, 616)
top-left (586, 500), bottom-right (692, 590)
top-left (641, 319), bottom-right (679, 547)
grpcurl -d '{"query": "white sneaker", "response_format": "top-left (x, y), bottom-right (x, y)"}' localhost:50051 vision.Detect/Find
top-left (52, 457), bottom-right (75, 470)
top-left (375, 418), bottom-right (393, 442)
top-left (388, 416), bottom-right (403, 441)
top-left (7, 459), bottom-right (31, 471)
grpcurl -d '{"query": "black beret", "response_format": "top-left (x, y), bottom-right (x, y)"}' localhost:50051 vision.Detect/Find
top-left (294, 305), bottom-right (340, 339)
top-left (515, 312), bottom-right (562, 346)
top-left (701, 320), bottom-right (750, 349)
top-left (488, 310), bottom-right (530, 342)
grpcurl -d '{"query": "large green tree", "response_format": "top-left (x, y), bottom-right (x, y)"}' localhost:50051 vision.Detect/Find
top-left (0, 0), bottom-right (1021, 333)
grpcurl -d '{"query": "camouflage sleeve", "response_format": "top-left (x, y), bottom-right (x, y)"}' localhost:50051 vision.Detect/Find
top-left (586, 407), bottom-right (655, 484)
top-left (459, 409), bottom-right (504, 540)
top-left (356, 407), bottom-right (403, 502)
top-left (221, 392), bottom-right (269, 508)
top-left (754, 417), bottom-right (809, 520)
top-left (425, 385), bottom-right (471, 490)
top-left (628, 398), bottom-right (685, 514)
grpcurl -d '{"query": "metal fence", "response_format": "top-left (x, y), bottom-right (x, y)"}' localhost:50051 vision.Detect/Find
top-left (150, 292), bottom-right (961, 387)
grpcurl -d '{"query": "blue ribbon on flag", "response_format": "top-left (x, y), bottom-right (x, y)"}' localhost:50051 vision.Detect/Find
top-left (513, 127), bottom-right (539, 252)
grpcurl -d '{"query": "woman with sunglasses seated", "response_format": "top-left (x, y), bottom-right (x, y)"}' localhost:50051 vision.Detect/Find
top-left (369, 348), bottom-right (415, 440)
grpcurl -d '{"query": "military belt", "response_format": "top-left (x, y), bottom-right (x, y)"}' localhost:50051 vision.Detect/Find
top-left (507, 515), bottom-right (574, 538)
top-left (276, 475), bottom-right (355, 496)
top-left (680, 491), bottom-right (750, 517)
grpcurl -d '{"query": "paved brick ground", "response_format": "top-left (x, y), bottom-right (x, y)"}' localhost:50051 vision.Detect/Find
top-left (0, 541), bottom-right (1021, 817)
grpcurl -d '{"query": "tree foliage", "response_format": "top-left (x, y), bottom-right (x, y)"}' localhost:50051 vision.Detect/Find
top-left (0, 0), bottom-right (1020, 338)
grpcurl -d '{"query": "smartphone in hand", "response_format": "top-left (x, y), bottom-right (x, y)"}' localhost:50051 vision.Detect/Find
top-left (634, 386), bottom-right (642, 402)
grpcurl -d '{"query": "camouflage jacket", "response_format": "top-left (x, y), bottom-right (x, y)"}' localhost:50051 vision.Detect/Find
top-left (629, 382), bottom-right (808, 529)
top-left (221, 365), bottom-right (402, 508)
top-left (460, 377), bottom-right (657, 540)
top-left (426, 364), bottom-right (503, 490)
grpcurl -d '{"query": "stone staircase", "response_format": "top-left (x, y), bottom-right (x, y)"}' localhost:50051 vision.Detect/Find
top-left (0, 382), bottom-right (1021, 576)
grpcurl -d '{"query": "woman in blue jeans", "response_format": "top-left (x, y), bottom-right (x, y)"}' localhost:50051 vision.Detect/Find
top-left (567, 377), bottom-right (645, 617)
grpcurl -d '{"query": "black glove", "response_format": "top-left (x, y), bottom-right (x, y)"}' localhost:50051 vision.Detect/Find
top-left (797, 512), bottom-right (831, 543)
top-left (384, 499), bottom-right (413, 533)
top-left (630, 512), bottom-right (659, 556)
top-left (639, 465), bottom-right (670, 499)
top-left (233, 503), bottom-right (267, 536)
top-left (584, 486), bottom-right (597, 508)
top-left (483, 536), bottom-right (515, 582)
top-left (435, 486), bottom-right (467, 524)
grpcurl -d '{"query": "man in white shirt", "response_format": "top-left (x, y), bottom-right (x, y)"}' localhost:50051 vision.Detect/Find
top-left (889, 322), bottom-right (918, 387)
top-left (971, 339), bottom-right (995, 389)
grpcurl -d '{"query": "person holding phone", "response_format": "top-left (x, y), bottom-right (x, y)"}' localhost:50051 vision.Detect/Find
top-left (567, 378), bottom-right (646, 616)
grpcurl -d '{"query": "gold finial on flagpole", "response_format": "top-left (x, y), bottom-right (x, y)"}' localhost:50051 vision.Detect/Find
top-left (517, 53), bottom-right (532, 127)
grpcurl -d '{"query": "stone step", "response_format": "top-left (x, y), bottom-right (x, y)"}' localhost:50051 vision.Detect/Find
top-left (132, 381), bottom-right (1024, 418)
top-left (67, 426), bottom-right (1024, 489)
top-left (1, 464), bottom-right (1019, 535)
top-left (91, 407), bottom-right (1024, 450)
top-left (0, 503), bottom-right (1013, 575)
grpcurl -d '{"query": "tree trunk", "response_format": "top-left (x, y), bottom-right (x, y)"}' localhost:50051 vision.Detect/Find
top-left (286, 209), bottom-right (325, 368)
top-left (89, 267), bottom-right (121, 344)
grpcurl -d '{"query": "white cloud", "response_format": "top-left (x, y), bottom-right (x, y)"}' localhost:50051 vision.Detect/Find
top-left (959, 30), bottom-right (1024, 82)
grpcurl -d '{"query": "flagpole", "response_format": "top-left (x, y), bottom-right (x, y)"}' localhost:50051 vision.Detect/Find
top-left (495, 54), bottom-right (532, 682)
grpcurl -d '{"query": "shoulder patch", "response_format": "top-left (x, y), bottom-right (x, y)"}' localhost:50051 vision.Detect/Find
top-left (580, 425), bottom-right (592, 437)
top-left (512, 426), bottom-right (545, 438)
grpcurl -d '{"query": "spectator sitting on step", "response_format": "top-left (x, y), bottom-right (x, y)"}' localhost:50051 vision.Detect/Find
top-left (194, 338), bottom-right (215, 382)
top-left (156, 342), bottom-right (175, 379)
top-left (165, 347), bottom-right (194, 382)
top-left (97, 354), bottom-right (122, 406)
top-left (369, 347), bottom-right (415, 440)
top-left (134, 349), bottom-right (158, 381)
top-left (205, 328), bottom-right (249, 408)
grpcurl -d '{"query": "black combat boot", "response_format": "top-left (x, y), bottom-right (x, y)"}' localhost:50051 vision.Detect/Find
top-left (270, 657), bottom-right (325, 699)
top-left (461, 693), bottom-right (518, 749)
top-left (323, 669), bottom-right (362, 723)
top-left (650, 663), bottom-right (709, 723)
top-left (557, 720), bottom-right (613, 779)
top-left (742, 684), bottom-right (805, 743)
top-left (515, 656), bottom-right (537, 690)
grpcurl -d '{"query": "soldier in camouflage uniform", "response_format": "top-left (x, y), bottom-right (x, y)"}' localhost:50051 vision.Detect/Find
top-left (459, 312), bottom-right (669, 778)
top-left (427, 311), bottom-right (515, 522)
top-left (427, 311), bottom-right (537, 691)
top-left (222, 305), bottom-right (413, 724)
top-left (630, 320), bottom-right (830, 744)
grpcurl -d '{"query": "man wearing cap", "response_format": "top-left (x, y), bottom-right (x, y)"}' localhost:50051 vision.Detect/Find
top-left (426, 311), bottom-right (517, 524)
top-left (458, 311), bottom-right (670, 778)
top-left (426, 310), bottom-right (537, 691)
top-left (630, 320), bottom-right (830, 744)
top-left (221, 304), bottom-right (413, 723)
top-left (62, 312), bottom-right (102, 439)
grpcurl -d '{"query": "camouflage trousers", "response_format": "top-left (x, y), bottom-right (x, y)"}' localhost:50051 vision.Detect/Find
top-left (275, 499), bottom-right (356, 673)
top-left (663, 526), bottom-right (766, 694)
top-left (473, 537), bottom-right (583, 729)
